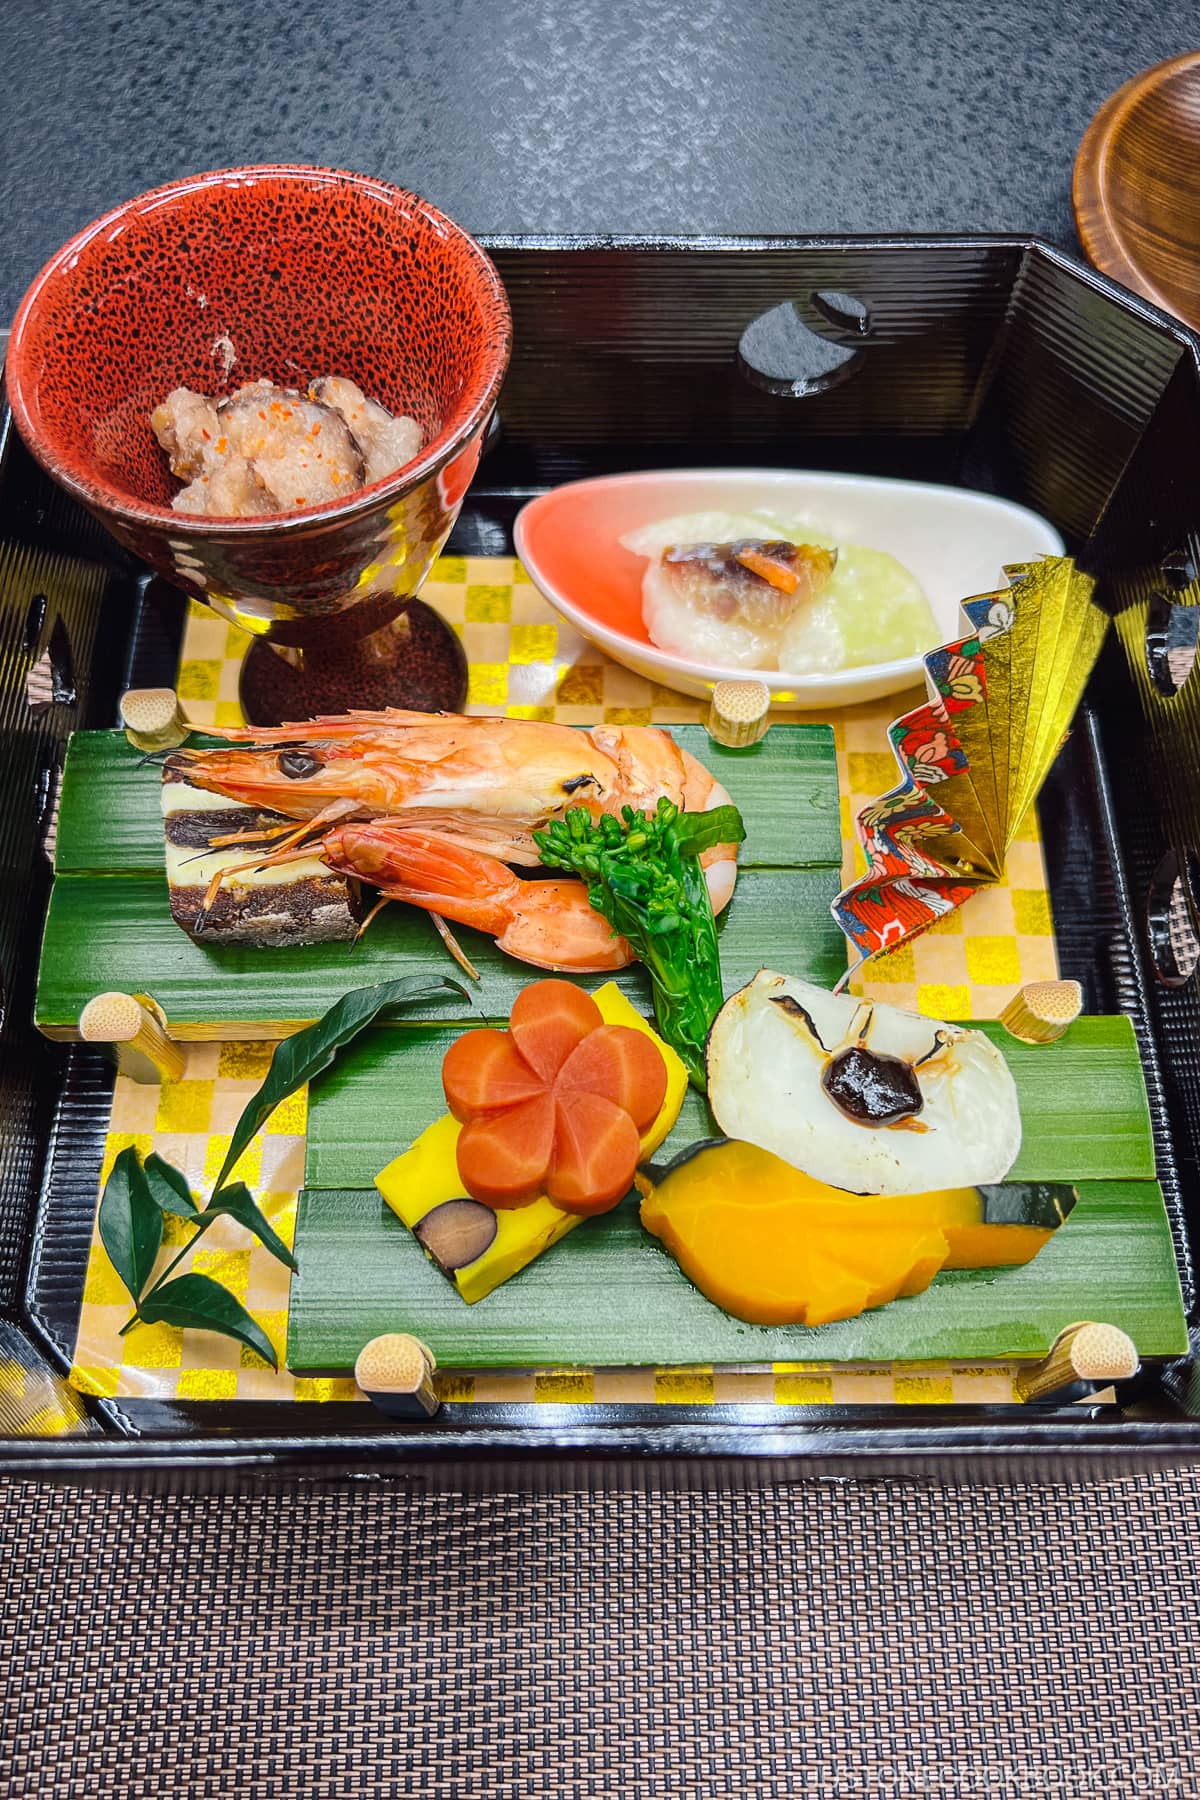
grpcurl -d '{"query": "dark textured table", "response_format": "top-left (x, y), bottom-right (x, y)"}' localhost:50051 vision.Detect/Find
top-left (0, 0), bottom-right (1193, 320)
top-left (5, 4), bottom-right (1200, 1796)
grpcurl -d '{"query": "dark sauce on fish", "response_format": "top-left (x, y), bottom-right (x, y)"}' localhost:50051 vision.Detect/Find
top-left (821, 1044), bottom-right (923, 1127)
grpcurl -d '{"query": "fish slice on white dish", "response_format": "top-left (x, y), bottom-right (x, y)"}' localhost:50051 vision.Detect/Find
top-left (514, 469), bottom-right (1065, 709)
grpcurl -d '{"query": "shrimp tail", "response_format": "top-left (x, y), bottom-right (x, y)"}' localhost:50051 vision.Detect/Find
top-left (323, 823), bottom-right (634, 972)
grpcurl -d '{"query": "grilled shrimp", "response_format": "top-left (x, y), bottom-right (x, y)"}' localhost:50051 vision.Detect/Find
top-left (170, 709), bottom-right (740, 905)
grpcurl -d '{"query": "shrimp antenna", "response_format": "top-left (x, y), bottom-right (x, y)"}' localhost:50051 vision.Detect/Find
top-left (195, 841), bottom-right (336, 920)
top-left (191, 798), bottom-right (358, 920)
top-left (350, 895), bottom-right (393, 952)
top-left (205, 818), bottom-right (327, 852)
top-left (430, 913), bottom-right (481, 983)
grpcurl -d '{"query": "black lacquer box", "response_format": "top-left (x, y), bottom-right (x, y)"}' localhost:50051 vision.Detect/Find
top-left (3, 236), bottom-right (1200, 1486)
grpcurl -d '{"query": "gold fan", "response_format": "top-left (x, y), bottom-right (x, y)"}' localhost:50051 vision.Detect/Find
top-left (834, 558), bottom-right (1107, 960)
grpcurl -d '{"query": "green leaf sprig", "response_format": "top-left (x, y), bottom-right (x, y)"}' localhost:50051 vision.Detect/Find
top-left (534, 799), bottom-right (745, 1089)
top-left (98, 975), bottom-right (468, 1368)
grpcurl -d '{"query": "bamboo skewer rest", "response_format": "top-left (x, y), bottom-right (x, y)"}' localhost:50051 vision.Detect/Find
top-left (706, 679), bottom-right (771, 748)
top-left (1001, 980), bottom-right (1084, 1045)
top-left (354, 1333), bottom-right (441, 1420)
top-left (78, 991), bottom-right (185, 1084)
top-left (119, 687), bottom-right (189, 752)
top-left (1014, 1322), bottom-right (1140, 1403)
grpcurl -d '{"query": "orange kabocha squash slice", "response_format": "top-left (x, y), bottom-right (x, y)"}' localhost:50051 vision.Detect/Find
top-left (640, 1147), bottom-right (951, 1327)
top-left (640, 1140), bottom-right (1075, 1327)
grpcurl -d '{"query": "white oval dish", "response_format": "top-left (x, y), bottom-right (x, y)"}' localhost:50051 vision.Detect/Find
top-left (514, 468), bottom-right (1065, 708)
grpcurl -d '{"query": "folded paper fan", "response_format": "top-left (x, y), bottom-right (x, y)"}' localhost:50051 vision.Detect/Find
top-left (834, 557), bottom-right (1106, 960)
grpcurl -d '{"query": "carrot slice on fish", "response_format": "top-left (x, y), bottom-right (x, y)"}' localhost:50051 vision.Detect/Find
top-left (556, 1024), bottom-right (667, 1131)
top-left (547, 1093), bottom-right (641, 1214)
top-left (442, 1028), bottom-right (545, 1121)
top-left (507, 979), bottom-right (602, 1081)
top-left (734, 546), bottom-right (800, 592)
top-left (455, 1093), bottom-right (556, 1207)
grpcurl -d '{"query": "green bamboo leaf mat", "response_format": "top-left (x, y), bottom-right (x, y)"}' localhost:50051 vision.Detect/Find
top-left (287, 1180), bottom-right (1184, 1369)
top-left (35, 865), bottom-right (845, 1038)
top-left (38, 723), bottom-right (843, 1038)
top-left (303, 1017), bottom-right (1154, 1191)
top-left (289, 1013), bottom-right (1187, 1370)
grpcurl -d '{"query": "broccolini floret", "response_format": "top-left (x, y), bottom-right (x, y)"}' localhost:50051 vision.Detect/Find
top-left (534, 798), bottom-right (745, 1088)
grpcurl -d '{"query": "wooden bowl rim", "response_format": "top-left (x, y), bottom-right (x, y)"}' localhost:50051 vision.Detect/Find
top-left (1073, 50), bottom-right (1200, 325)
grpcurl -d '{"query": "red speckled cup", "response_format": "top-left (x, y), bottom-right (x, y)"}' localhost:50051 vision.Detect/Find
top-left (6, 165), bottom-right (511, 720)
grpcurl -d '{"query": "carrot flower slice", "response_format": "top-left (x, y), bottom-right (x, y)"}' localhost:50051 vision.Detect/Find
top-left (548, 1093), bottom-right (641, 1214)
top-left (556, 1025), bottom-right (668, 1130)
top-left (508, 978), bottom-right (602, 1081)
top-left (444, 979), bottom-right (670, 1214)
top-left (442, 1028), bottom-right (545, 1121)
top-left (455, 1093), bottom-right (557, 1208)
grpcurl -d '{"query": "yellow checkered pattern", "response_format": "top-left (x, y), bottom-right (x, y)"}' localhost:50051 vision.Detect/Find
top-left (1, 1353), bottom-right (89, 1438)
top-left (69, 554), bottom-right (1057, 1406)
top-left (72, 1039), bottom-right (308, 1404)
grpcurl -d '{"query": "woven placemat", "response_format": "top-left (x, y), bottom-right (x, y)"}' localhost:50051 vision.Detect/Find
top-left (2, 1475), bottom-right (1197, 1798)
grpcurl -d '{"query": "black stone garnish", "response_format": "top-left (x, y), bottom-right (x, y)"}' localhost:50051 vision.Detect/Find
top-left (821, 1045), bottom-right (923, 1126)
top-left (279, 750), bottom-right (324, 779)
top-left (22, 591), bottom-right (47, 654)
top-left (46, 614), bottom-right (76, 705)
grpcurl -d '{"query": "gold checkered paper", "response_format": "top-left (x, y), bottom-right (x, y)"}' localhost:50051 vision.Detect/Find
top-left (72, 1040), bottom-right (310, 1403)
top-left (69, 554), bottom-right (1061, 1407)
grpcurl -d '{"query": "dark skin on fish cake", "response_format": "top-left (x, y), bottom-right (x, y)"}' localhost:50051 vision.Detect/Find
top-left (659, 539), bottom-right (837, 627)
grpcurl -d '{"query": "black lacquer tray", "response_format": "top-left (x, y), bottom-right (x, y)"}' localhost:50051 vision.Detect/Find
top-left (4, 235), bottom-right (1200, 1487)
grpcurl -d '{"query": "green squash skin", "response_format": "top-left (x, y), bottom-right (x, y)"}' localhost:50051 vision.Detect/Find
top-left (639, 1137), bottom-right (729, 1193)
